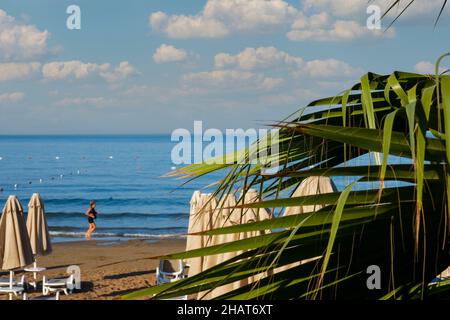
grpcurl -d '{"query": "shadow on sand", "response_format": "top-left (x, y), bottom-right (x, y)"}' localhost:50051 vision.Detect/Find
top-left (99, 285), bottom-right (150, 299)
top-left (103, 269), bottom-right (155, 280)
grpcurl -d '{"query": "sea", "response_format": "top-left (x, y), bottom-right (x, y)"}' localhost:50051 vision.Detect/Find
top-left (0, 135), bottom-right (410, 243)
top-left (0, 135), bottom-right (221, 243)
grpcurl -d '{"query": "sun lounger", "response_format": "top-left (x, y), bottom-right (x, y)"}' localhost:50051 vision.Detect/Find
top-left (42, 274), bottom-right (75, 300)
top-left (156, 259), bottom-right (187, 285)
top-left (0, 274), bottom-right (25, 287)
top-left (0, 285), bottom-right (27, 300)
top-left (156, 259), bottom-right (188, 300)
top-left (0, 272), bottom-right (27, 300)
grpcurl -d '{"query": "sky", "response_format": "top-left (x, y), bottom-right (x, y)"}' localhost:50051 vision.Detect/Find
top-left (0, 0), bottom-right (449, 134)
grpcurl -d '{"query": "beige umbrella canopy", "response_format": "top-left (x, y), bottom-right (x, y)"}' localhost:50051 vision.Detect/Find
top-left (203, 193), bottom-right (239, 270)
top-left (202, 193), bottom-right (238, 270)
top-left (0, 196), bottom-right (34, 272)
top-left (27, 193), bottom-right (52, 259)
top-left (277, 176), bottom-right (337, 273)
top-left (239, 189), bottom-right (272, 287)
top-left (239, 189), bottom-right (272, 238)
top-left (204, 191), bottom-right (272, 299)
top-left (186, 191), bottom-right (217, 278)
top-left (284, 176), bottom-right (337, 216)
top-left (202, 193), bottom-right (238, 299)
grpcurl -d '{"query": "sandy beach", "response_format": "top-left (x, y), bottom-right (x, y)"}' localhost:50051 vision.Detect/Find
top-left (0, 239), bottom-right (186, 300)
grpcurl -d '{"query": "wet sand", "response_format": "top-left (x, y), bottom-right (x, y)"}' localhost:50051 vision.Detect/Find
top-left (0, 239), bottom-right (186, 300)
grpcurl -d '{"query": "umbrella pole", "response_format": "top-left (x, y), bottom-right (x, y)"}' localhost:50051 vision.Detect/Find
top-left (32, 257), bottom-right (38, 289)
top-left (9, 271), bottom-right (13, 289)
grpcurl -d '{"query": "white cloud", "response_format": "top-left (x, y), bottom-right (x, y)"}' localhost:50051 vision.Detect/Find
top-left (42, 60), bottom-right (138, 82)
top-left (180, 47), bottom-right (361, 102)
top-left (42, 61), bottom-right (109, 80)
top-left (100, 61), bottom-right (139, 82)
top-left (414, 61), bottom-right (447, 74)
top-left (182, 70), bottom-right (283, 90)
top-left (214, 47), bottom-right (361, 78)
top-left (0, 91), bottom-right (25, 103)
top-left (302, 59), bottom-right (362, 78)
top-left (303, 0), bottom-right (450, 19)
top-left (149, 0), bottom-right (403, 42)
top-left (0, 9), bottom-right (49, 60)
top-left (149, 0), bottom-right (298, 38)
top-left (183, 70), bottom-right (254, 85)
top-left (0, 60), bottom-right (138, 83)
top-left (261, 77), bottom-right (284, 89)
top-left (214, 46), bottom-right (303, 70)
top-left (0, 62), bottom-right (41, 81)
top-left (153, 44), bottom-right (187, 63)
top-left (302, 0), bottom-right (367, 17)
top-left (287, 12), bottom-right (394, 42)
top-left (55, 96), bottom-right (111, 107)
top-left (150, 11), bottom-right (228, 39)
top-left (394, 0), bottom-right (450, 18)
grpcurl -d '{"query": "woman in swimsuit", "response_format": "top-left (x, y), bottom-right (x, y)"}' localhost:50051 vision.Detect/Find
top-left (85, 200), bottom-right (98, 240)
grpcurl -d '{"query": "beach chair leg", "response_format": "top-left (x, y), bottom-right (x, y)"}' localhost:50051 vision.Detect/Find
top-left (23, 292), bottom-right (27, 300)
top-left (64, 288), bottom-right (68, 295)
top-left (9, 292), bottom-right (13, 300)
top-left (56, 291), bottom-right (60, 300)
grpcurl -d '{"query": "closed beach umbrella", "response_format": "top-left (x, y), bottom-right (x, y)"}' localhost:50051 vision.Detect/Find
top-left (204, 194), bottom-right (238, 269)
top-left (203, 193), bottom-right (241, 299)
top-left (284, 176), bottom-right (337, 216)
top-left (186, 191), bottom-right (203, 278)
top-left (202, 194), bottom-right (237, 272)
top-left (207, 190), bottom-right (272, 299)
top-left (27, 193), bottom-right (52, 265)
top-left (239, 189), bottom-right (272, 286)
top-left (0, 196), bottom-right (34, 287)
top-left (186, 191), bottom-right (217, 278)
top-left (277, 176), bottom-right (337, 273)
top-left (240, 189), bottom-right (271, 238)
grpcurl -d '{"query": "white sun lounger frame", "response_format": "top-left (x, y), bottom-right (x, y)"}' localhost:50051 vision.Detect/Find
top-left (42, 274), bottom-right (75, 300)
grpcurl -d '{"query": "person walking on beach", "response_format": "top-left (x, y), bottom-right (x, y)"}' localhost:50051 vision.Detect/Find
top-left (85, 200), bottom-right (98, 240)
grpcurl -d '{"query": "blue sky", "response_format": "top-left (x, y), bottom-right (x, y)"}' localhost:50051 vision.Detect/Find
top-left (0, 0), bottom-right (449, 134)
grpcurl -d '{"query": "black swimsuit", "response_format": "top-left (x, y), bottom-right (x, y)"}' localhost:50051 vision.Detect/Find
top-left (88, 208), bottom-right (97, 224)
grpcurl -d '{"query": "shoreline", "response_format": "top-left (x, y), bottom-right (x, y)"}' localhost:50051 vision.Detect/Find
top-left (0, 238), bottom-right (186, 300)
top-left (50, 235), bottom-right (187, 245)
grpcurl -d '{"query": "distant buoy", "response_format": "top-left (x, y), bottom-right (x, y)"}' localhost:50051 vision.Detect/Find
top-left (39, 179), bottom-right (43, 183)
top-left (0, 157), bottom-right (3, 160)
top-left (60, 174), bottom-right (63, 179)
top-left (14, 184), bottom-right (17, 189)
top-left (55, 156), bottom-right (60, 160)
top-left (109, 156), bottom-right (114, 159)
top-left (171, 166), bottom-right (176, 170)
top-left (77, 170), bottom-right (80, 175)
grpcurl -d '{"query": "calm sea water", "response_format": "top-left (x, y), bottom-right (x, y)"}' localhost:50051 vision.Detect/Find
top-left (0, 135), bottom-right (410, 243)
top-left (0, 135), bottom-right (221, 243)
